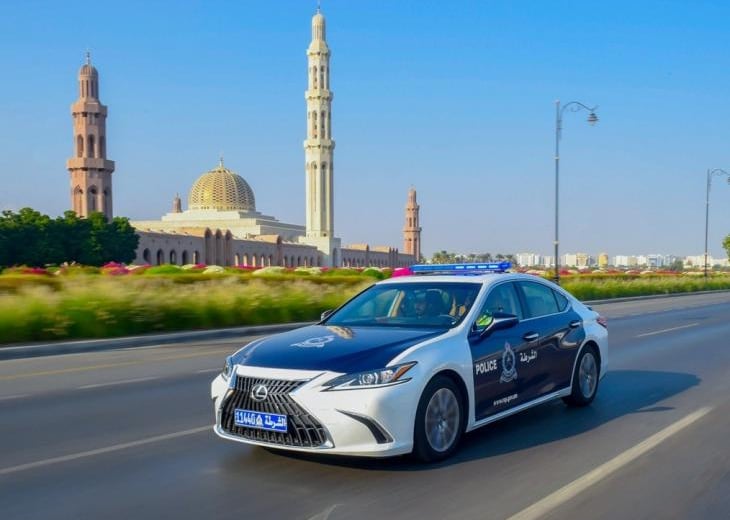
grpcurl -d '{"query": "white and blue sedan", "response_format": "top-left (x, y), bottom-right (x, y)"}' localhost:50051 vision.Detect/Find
top-left (211, 263), bottom-right (608, 462)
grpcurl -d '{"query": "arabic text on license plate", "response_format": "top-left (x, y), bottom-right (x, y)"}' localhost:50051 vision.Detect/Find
top-left (234, 409), bottom-right (288, 433)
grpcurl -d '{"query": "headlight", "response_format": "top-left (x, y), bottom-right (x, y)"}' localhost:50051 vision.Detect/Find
top-left (221, 356), bottom-right (234, 381)
top-left (323, 362), bottom-right (417, 390)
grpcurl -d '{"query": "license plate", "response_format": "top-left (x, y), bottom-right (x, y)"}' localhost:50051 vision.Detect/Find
top-left (234, 409), bottom-right (288, 433)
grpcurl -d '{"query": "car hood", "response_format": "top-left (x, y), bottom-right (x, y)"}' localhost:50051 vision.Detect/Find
top-left (231, 324), bottom-right (446, 373)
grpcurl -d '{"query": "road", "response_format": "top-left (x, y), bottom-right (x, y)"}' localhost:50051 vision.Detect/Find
top-left (1, 292), bottom-right (729, 519)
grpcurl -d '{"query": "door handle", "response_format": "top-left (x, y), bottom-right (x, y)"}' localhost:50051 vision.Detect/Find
top-left (569, 320), bottom-right (581, 329)
top-left (523, 332), bottom-right (539, 341)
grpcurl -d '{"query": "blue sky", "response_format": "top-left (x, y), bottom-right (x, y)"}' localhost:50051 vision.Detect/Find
top-left (1, 0), bottom-right (730, 258)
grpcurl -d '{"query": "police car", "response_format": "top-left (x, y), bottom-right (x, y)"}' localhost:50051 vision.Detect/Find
top-left (210, 263), bottom-right (608, 462)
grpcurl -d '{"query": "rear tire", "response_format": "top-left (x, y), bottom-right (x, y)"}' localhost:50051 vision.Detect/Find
top-left (563, 345), bottom-right (600, 407)
top-left (413, 375), bottom-right (464, 462)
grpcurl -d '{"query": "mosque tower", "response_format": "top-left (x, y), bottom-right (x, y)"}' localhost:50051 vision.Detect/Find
top-left (302, 7), bottom-right (341, 265)
top-left (403, 188), bottom-right (422, 261)
top-left (66, 53), bottom-right (115, 220)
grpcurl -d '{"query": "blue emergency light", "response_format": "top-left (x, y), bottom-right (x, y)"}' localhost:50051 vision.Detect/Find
top-left (410, 262), bottom-right (512, 275)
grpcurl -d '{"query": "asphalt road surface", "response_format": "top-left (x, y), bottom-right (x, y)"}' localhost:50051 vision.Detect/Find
top-left (1, 292), bottom-right (729, 520)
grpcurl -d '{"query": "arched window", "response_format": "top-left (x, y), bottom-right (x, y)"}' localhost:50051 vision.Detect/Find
top-left (88, 186), bottom-right (98, 212)
top-left (260, 255), bottom-right (266, 267)
top-left (88, 135), bottom-right (95, 158)
top-left (297, 256), bottom-right (301, 267)
top-left (321, 111), bottom-right (325, 138)
top-left (169, 250), bottom-right (177, 264)
top-left (313, 66), bottom-right (318, 88)
top-left (312, 111), bottom-right (318, 138)
top-left (193, 251), bottom-right (200, 264)
top-left (234, 253), bottom-right (241, 266)
top-left (143, 248), bottom-right (151, 264)
top-left (156, 249), bottom-right (164, 265)
top-left (76, 135), bottom-right (84, 157)
top-left (319, 67), bottom-right (324, 90)
top-left (99, 136), bottom-right (106, 158)
top-left (73, 186), bottom-right (83, 214)
top-left (243, 253), bottom-right (249, 267)
top-left (268, 255), bottom-right (273, 267)
top-left (182, 250), bottom-right (189, 265)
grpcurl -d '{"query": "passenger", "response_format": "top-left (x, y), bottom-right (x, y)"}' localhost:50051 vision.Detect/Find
top-left (451, 287), bottom-right (476, 317)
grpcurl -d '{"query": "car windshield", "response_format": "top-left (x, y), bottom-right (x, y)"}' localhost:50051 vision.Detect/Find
top-left (325, 282), bottom-right (482, 328)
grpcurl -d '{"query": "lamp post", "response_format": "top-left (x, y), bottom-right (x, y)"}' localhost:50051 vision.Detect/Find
top-left (554, 100), bottom-right (599, 285)
top-left (704, 168), bottom-right (730, 279)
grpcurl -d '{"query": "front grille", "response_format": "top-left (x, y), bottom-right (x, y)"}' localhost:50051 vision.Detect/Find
top-left (220, 376), bottom-right (329, 448)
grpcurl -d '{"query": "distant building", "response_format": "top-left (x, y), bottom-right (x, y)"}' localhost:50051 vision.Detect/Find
top-left (597, 252), bottom-right (609, 268)
top-left (562, 253), bottom-right (578, 268)
top-left (65, 9), bottom-right (417, 268)
top-left (575, 253), bottom-right (592, 268)
top-left (684, 255), bottom-right (727, 268)
top-left (516, 253), bottom-right (543, 267)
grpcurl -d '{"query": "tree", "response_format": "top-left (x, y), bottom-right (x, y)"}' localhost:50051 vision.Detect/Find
top-left (667, 259), bottom-right (684, 272)
top-left (724, 234), bottom-right (730, 259)
top-left (0, 208), bottom-right (139, 267)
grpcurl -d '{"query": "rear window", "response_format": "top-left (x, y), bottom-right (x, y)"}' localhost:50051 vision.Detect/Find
top-left (519, 281), bottom-right (560, 318)
top-left (553, 290), bottom-right (569, 312)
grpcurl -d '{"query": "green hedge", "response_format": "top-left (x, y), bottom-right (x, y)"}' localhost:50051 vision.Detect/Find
top-left (561, 276), bottom-right (730, 300)
top-left (1, 269), bottom-right (729, 345)
top-left (0, 277), bottom-right (372, 344)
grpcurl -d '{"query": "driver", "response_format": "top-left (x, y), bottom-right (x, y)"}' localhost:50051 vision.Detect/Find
top-left (413, 292), bottom-right (428, 318)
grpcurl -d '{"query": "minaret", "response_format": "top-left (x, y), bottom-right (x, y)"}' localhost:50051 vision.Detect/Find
top-left (172, 193), bottom-right (182, 213)
top-left (302, 7), bottom-right (341, 265)
top-left (403, 188), bottom-right (422, 261)
top-left (66, 52), bottom-right (115, 220)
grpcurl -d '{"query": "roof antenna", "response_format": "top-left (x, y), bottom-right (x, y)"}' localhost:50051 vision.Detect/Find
top-left (317, 0), bottom-right (321, 13)
top-left (85, 49), bottom-right (91, 65)
top-left (219, 153), bottom-right (224, 167)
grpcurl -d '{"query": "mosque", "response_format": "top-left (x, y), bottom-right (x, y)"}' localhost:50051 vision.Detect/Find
top-left (65, 8), bottom-right (422, 268)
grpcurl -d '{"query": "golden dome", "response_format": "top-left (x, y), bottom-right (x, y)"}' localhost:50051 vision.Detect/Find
top-left (188, 161), bottom-right (256, 212)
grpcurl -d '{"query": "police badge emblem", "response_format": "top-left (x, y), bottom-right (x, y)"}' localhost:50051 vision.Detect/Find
top-left (500, 341), bottom-right (518, 383)
top-left (291, 335), bottom-right (336, 348)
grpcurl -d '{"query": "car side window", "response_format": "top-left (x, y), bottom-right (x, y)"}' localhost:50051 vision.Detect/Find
top-left (475, 283), bottom-right (523, 327)
top-left (519, 281), bottom-right (560, 318)
top-left (553, 290), bottom-right (569, 312)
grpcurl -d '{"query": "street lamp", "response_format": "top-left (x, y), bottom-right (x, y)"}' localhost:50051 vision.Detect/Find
top-left (554, 100), bottom-right (599, 285)
top-left (704, 168), bottom-right (730, 279)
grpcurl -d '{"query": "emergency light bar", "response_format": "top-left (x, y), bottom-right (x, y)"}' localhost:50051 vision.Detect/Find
top-left (410, 262), bottom-right (511, 275)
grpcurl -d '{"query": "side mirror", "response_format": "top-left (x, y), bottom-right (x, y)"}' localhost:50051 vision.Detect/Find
top-left (471, 311), bottom-right (519, 341)
top-left (320, 309), bottom-right (334, 321)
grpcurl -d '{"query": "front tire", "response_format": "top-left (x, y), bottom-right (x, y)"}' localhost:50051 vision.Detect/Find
top-left (563, 344), bottom-right (600, 407)
top-left (413, 375), bottom-right (464, 462)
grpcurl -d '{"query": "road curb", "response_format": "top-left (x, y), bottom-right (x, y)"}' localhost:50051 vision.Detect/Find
top-left (583, 289), bottom-right (730, 305)
top-left (0, 322), bottom-right (313, 361)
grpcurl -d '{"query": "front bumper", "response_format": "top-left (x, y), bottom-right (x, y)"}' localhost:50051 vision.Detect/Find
top-left (211, 366), bottom-right (420, 457)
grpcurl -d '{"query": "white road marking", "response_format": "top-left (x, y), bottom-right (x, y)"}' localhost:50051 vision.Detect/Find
top-left (77, 376), bottom-right (159, 389)
top-left (0, 425), bottom-right (212, 476)
top-left (507, 406), bottom-right (712, 520)
top-left (196, 368), bottom-right (222, 374)
top-left (0, 394), bottom-right (30, 402)
top-left (636, 322), bottom-right (699, 338)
